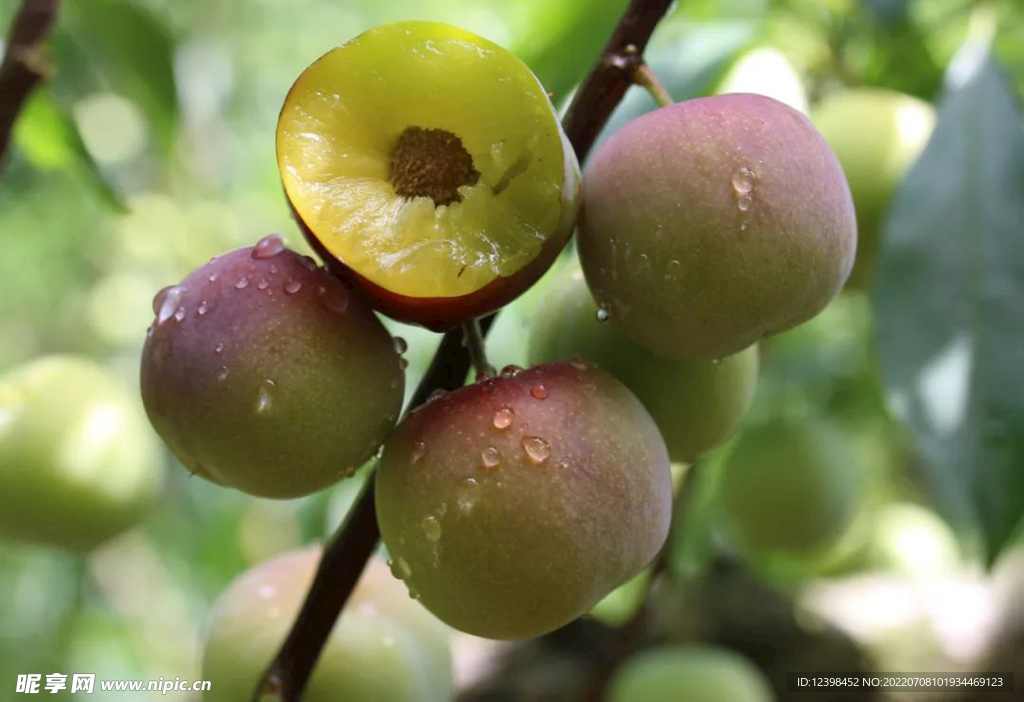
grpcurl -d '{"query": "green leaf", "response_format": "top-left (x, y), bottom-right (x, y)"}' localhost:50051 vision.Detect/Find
top-left (13, 90), bottom-right (126, 212)
top-left (62, 0), bottom-right (178, 152)
top-left (873, 44), bottom-right (1024, 564)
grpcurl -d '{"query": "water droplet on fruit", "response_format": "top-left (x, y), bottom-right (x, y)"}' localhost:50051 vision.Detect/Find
top-left (737, 193), bottom-right (753, 212)
top-left (208, 272), bottom-right (218, 283)
top-left (569, 356), bottom-right (588, 371)
top-left (500, 365), bottom-right (523, 378)
top-left (154, 285), bottom-right (185, 323)
top-left (235, 277), bottom-right (250, 290)
top-left (256, 379), bottom-right (276, 414)
top-left (421, 515), bottom-right (442, 542)
top-left (215, 342), bottom-right (225, 354)
top-left (411, 441), bottom-right (426, 463)
top-left (257, 279), bottom-right (270, 290)
top-left (427, 388), bottom-right (448, 403)
top-left (317, 285), bottom-right (349, 314)
top-left (217, 366), bottom-right (229, 381)
top-left (299, 255), bottom-right (318, 271)
top-left (173, 307), bottom-right (186, 322)
top-left (393, 337), bottom-right (408, 354)
top-left (493, 407), bottom-right (514, 430)
top-left (408, 588), bottom-right (421, 601)
top-left (521, 436), bottom-right (551, 464)
top-left (596, 307), bottom-right (610, 322)
top-left (530, 385), bottom-right (548, 400)
top-left (457, 478), bottom-right (480, 511)
top-left (398, 358), bottom-right (409, 370)
top-left (638, 253), bottom-right (651, 271)
top-left (252, 233), bottom-right (285, 259)
top-left (556, 459), bottom-right (571, 470)
top-left (731, 165), bottom-right (755, 194)
top-left (284, 280), bottom-right (302, 295)
top-left (197, 300), bottom-right (210, 316)
top-left (480, 447), bottom-right (502, 469)
top-left (269, 264), bottom-right (279, 275)
top-left (389, 557), bottom-right (411, 580)
top-left (475, 365), bottom-right (497, 382)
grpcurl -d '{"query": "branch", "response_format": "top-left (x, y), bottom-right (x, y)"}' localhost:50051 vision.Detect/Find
top-left (0, 0), bottom-right (62, 168)
top-left (257, 1), bottom-right (676, 698)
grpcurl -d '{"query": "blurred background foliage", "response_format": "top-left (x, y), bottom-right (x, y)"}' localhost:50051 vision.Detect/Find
top-left (1, 0), bottom-right (1023, 699)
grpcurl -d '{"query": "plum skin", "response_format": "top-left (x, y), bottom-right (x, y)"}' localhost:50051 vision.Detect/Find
top-left (0, 356), bottom-right (163, 551)
top-left (375, 361), bottom-right (673, 640)
top-left (720, 420), bottom-right (865, 558)
top-left (528, 265), bottom-right (758, 463)
top-left (608, 646), bottom-right (775, 702)
top-left (579, 93), bottom-right (857, 361)
top-left (140, 239), bottom-right (404, 499)
top-left (202, 548), bottom-right (452, 702)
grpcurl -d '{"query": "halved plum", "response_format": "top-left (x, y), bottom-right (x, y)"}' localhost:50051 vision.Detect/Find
top-left (277, 22), bottom-right (581, 330)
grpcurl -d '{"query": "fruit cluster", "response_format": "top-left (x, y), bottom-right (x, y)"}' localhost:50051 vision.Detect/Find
top-left (137, 19), bottom-right (856, 650)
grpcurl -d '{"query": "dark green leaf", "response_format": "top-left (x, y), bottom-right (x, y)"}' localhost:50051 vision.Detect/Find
top-left (873, 45), bottom-right (1024, 564)
top-left (62, 0), bottom-right (178, 152)
top-left (13, 90), bottom-right (126, 211)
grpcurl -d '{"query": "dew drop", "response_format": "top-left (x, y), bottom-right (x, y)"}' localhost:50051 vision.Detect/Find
top-left (257, 279), bottom-right (270, 290)
top-left (480, 447), bottom-right (502, 469)
top-left (530, 385), bottom-right (548, 400)
top-left (393, 336), bottom-right (408, 354)
top-left (421, 515), bottom-right (442, 542)
top-left (389, 557), bottom-right (411, 580)
top-left (500, 364), bottom-right (523, 378)
top-left (284, 280), bottom-right (302, 295)
top-left (215, 342), bottom-right (225, 354)
top-left (596, 307), bottom-right (610, 323)
top-left (737, 193), bottom-right (753, 212)
top-left (569, 356), bottom-right (588, 371)
top-left (457, 478), bottom-right (481, 511)
top-left (411, 441), bottom-right (426, 463)
top-left (398, 358), bottom-right (409, 370)
top-left (208, 272), bottom-right (218, 283)
top-left (256, 379), bottom-right (276, 414)
top-left (317, 285), bottom-right (349, 314)
top-left (492, 407), bottom-right (514, 430)
top-left (217, 366), bottom-right (229, 381)
top-left (173, 307), bottom-right (186, 322)
top-left (731, 165), bottom-right (755, 194)
top-left (475, 365), bottom-right (497, 382)
top-left (299, 255), bottom-right (318, 271)
top-left (197, 300), bottom-right (210, 316)
top-left (408, 588), bottom-right (421, 601)
top-left (427, 388), bottom-right (448, 403)
top-left (235, 276), bottom-right (250, 290)
top-left (521, 436), bottom-right (551, 464)
top-left (269, 264), bottom-right (279, 275)
top-left (252, 233), bottom-right (285, 260)
top-left (154, 285), bottom-right (185, 323)
top-left (556, 459), bottom-right (571, 470)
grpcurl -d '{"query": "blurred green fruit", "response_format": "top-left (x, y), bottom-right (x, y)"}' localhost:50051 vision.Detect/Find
top-left (376, 361), bottom-right (672, 639)
top-left (720, 420), bottom-right (865, 558)
top-left (716, 46), bottom-right (809, 114)
top-left (812, 88), bottom-right (935, 288)
top-left (0, 355), bottom-right (163, 551)
top-left (528, 265), bottom-right (758, 462)
top-left (202, 548), bottom-right (452, 702)
top-left (579, 94), bottom-right (856, 361)
top-left (140, 235), bottom-right (404, 499)
top-left (608, 645), bottom-right (775, 702)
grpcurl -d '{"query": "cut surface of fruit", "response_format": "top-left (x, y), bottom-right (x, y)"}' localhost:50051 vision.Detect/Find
top-left (277, 22), bottom-right (579, 316)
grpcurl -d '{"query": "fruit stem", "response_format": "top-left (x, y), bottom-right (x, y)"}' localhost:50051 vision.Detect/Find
top-left (258, 1), bottom-right (678, 698)
top-left (462, 318), bottom-right (494, 379)
top-left (0, 0), bottom-right (63, 169)
top-left (633, 61), bottom-right (674, 108)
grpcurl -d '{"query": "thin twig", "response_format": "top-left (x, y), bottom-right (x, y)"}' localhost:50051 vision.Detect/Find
top-left (257, 1), bottom-right (676, 698)
top-left (462, 318), bottom-right (493, 379)
top-left (633, 61), bottom-right (674, 108)
top-left (0, 0), bottom-right (62, 168)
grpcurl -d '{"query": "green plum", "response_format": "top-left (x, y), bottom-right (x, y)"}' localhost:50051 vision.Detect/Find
top-left (140, 235), bottom-right (404, 499)
top-left (376, 361), bottom-right (672, 639)
top-left (608, 645), bottom-right (775, 702)
top-left (0, 355), bottom-right (163, 551)
top-left (812, 88), bottom-right (935, 288)
top-left (528, 264), bottom-right (758, 462)
top-left (719, 420), bottom-right (865, 558)
top-left (579, 93), bottom-right (856, 361)
top-left (202, 548), bottom-right (452, 702)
